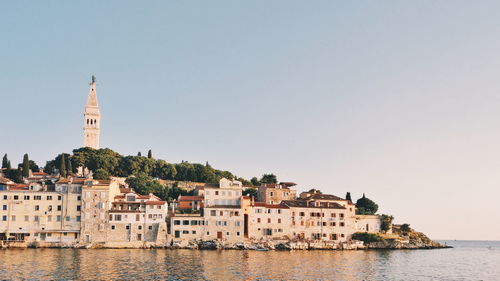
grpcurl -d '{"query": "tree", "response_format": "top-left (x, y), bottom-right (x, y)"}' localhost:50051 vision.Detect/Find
top-left (66, 156), bottom-right (73, 175)
top-left (147, 149), bottom-right (152, 159)
top-left (355, 193), bottom-right (379, 215)
top-left (6, 161), bottom-right (11, 170)
top-left (5, 169), bottom-right (22, 183)
top-left (243, 187), bottom-right (258, 198)
top-left (60, 154), bottom-right (67, 178)
top-left (400, 223), bottom-right (411, 233)
top-left (260, 174), bottom-right (277, 184)
top-left (250, 177), bottom-right (260, 186)
top-left (2, 154), bottom-right (8, 169)
top-left (345, 192), bottom-right (352, 202)
top-left (137, 152), bottom-right (142, 157)
top-left (22, 154), bottom-right (30, 178)
top-left (380, 214), bottom-right (394, 233)
top-left (93, 168), bottom-right (111, 180)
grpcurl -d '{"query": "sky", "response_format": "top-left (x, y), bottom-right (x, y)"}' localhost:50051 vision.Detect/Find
top-left (1, 1), bottom-right (500, 240)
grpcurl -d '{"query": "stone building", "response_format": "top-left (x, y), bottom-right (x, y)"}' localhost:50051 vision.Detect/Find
top-left (257, 182), bottom-right (297, 204)
top-left (80, 178), bottom-right (121, 244)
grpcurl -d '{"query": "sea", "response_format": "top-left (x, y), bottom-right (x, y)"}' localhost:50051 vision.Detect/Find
top-left (0, 240), bottom-right (498, 280)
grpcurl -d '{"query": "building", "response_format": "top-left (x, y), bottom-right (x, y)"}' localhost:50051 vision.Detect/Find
top-left (246, 199), bottom-right (291, 240)
top-left (282, 193), bottom-right (357, 242)
top-left (106, 189), bottom-right (169, 245)
top-left (80, 178), bottom-right (120, 244)
top-left (0, 178), bottom-right (82, 243)
top-left (83, 75), bottom-right (100, 149)
top-left (257, 182), bottom-right (297, 204)
top-left (171, 178), bottom-right (245, 243)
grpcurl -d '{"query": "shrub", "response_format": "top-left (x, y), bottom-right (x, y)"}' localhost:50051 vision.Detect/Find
top-left (351, 232), bottom-right (383, 243)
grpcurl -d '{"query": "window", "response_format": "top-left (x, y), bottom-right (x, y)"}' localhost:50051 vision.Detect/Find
top-left (270, 192), bottom-right (274, 196)
top-left (76, 216), bottom-right (81, 222)
top-left (340, 222), bottom-right (345, 227)
top-left (277, 209), bottom-right (281, 214)
top-left (77, 196), bottom-right (81, 201)
top-left (215, 191), bottom-right (219, 195)
top-left (1, 215), bottom-right (6, 221)
top-left (236, 232), bottom-right (240, 236)
top-left (34, 195), bottom-right (42, 200)
top-left (35, 205), bottom-right (40, 211)
top-left (210, 210), bottom-right (216, 216)
top-left (76, 206), bottom-right (81, 211)
top-left (57, 215), bottom-right (61, 222)
top-left (24, 195), bottom-right (30, 200)
top-left (255, 208), bottom-right (262, 214)
top-left (46, 196), bottom-right (52, 200)
top-left (24, 216), bottom-right (29, 221)
top-left (278, 218), bottom-right (281, 223)
top-left (48, 215), bottom-right (52, 222)
top-left (206, 232), bottom-right (210, 235)
top-left (148, 226), bottom-right (153, 230)
top-left (138, 225), bottom-right (142, 230)
top-left (58, 196), bottom-right (62, 200)
top-left (34, 216), bottom-right (39, 222)
top-left (2, 205), bottom-right (6, 210)
top-left (137, 234), bottom-right (142, 241)
top-left (57, 205), bottom-right (61, 211)
top-left (66, 216), bottom-right (70, 222)
top-left (126, 225), bottom-right (130, 230)
top-left (182, 230), bottom-right (189, 234)
top-left (111, 225), bottom-right (116, 230)
top-left (341, 234), bottom-right (345, 238)
top-left (257, 218), bottom-right (261, 223)
top-left (13, 195), bottom-right (18, 200)
top-left (219, 211), bottom-right (223, 216)
top-left (2, 195), bottom-right (6, 200)
top-left (235, 221), bottom-right (241, 226)
top-left (268, 218), bottom-right (271, 223)
top-left (115, 215), bottom-right (122, 221)
top-left (299, 212), bottom-right (305, 216)
top-left (174, 220), bottom-right (180, 225)
top-left (340, 213), bottom-right (344, 218)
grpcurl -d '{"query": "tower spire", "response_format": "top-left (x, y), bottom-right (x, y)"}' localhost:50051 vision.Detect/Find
top-left (83, 75), bottom-right (101, 149)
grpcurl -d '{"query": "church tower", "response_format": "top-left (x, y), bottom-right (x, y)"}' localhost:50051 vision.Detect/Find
top-left (83, 75), bottom-right (100, 149)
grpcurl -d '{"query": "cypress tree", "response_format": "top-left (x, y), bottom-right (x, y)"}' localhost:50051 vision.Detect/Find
top-left (6, 160), bottom-right (11, 170)
top-left (66, 156), bottom-right (72, 175)
top-left (2, 154), bottom-right (8, 169)
top-left (22, 153), bottom-right (30, 178)
top-left (147, 149), bottom-right (152, 159)
top-left (60, 154), bottom-right (67, 178)
top-left (345, 192), bottom-right (352, 202)
top-left (137, 152), bottom-right (142, 157)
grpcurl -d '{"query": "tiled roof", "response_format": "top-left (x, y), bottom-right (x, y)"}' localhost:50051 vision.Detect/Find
top-left (282, 200), bottom-right (346, 209)
top-left (10, 184), bottom-right (29, 190)
top-left (0, 177), bottom-right (14, 184)
top-left (32, 172), bottom-right (48, 176)
top-left (252, 202), bottom-right (289, 209)
top-left (179, 196), bottom-right (203, 201)
top-left (308, 194), bottom-right (345, 201)
top-left (145, 201), bottom-right (167, 205)
top-left (279, 182), bottom-right (297, 187)
top-left (120, 188), bottom-right (132, 193)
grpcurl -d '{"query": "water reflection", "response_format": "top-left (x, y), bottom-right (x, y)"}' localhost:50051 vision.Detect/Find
top-left (0, 243), bottom-right (499, 280)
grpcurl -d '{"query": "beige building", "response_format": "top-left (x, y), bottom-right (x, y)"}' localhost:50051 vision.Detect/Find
top-left (0, 179), bottom-right (82, 243)
top-left (247, 201), bottom-right (291, 240)
top-left (257, 183), bottom-right (297, 204)
top-left (171, 178), bottom-right (245, 243)
top-left (282, 193), bottom-right (357, 242)
top-left (106, 189), bottom-right (169, 244)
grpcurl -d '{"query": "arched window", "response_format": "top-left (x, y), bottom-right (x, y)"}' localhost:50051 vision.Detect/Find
top-left (87, 119), bottom-right (89, 125)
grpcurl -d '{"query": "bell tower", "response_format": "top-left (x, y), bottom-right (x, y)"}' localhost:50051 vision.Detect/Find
top-left (83, 75), bottom-right (100, 149)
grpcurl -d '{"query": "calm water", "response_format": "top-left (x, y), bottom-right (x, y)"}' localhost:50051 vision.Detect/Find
top-left (0, 241), bottom-right (499, 280)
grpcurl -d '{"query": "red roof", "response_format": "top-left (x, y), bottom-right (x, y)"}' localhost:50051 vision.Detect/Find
top-left (10, 184), bottom-right (29, 190)
top-left (179, 196), bottom-right (203, 201)
top-left (145, 201), bottom-right (167, 205)
top-left (32, 172), bottom-right (48, 176)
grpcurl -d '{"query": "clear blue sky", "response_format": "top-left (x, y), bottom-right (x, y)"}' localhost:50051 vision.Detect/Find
top-left (2, 1), bottom-right (500, 240)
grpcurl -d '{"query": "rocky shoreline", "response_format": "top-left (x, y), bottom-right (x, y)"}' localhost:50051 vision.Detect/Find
top-left (1, 234), bottom-right (450, 250)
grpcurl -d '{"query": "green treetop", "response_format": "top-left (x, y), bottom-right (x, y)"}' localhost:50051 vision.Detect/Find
top-left (355, 193), bottom-right (379, 215)
top-left (22, 153), bottom-right (30, 178)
